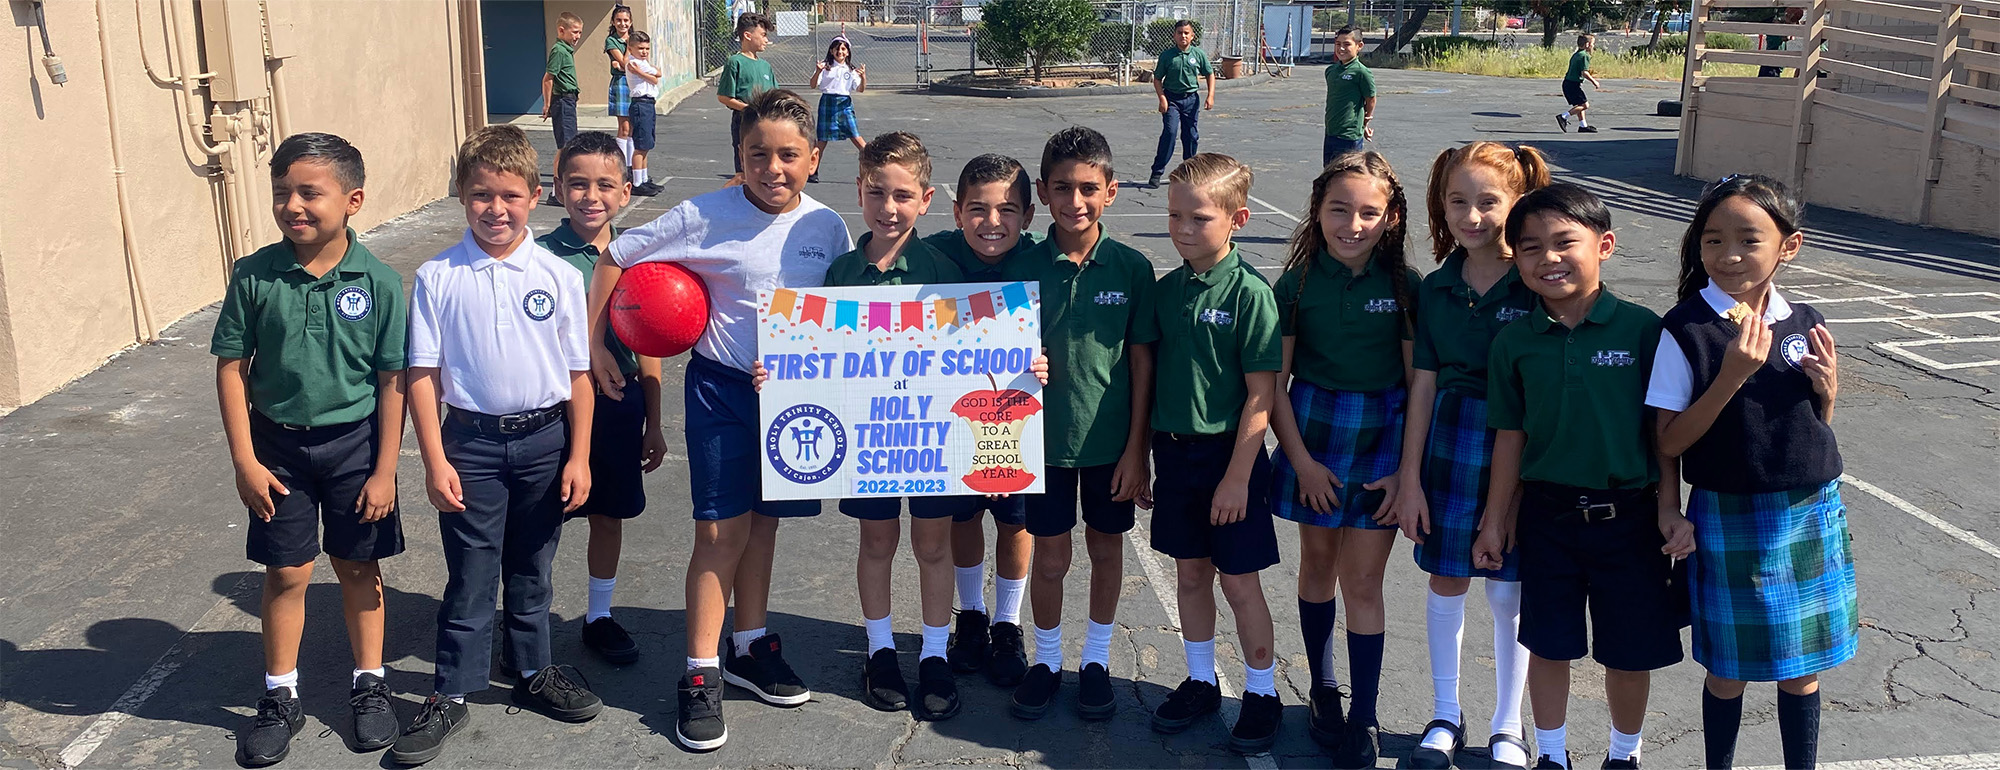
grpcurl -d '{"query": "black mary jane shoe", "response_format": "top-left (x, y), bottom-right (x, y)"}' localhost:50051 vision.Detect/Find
top-left (1487, 732), bottom-right (1533, 770)
top-left (1405, 718), bottom-right (1465, 769)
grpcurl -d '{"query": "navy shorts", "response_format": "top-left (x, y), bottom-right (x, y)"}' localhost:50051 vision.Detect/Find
top-left (1516, 482), bottom-right (1685, 672)
top-left (841, 496), bottom-right (960, 520)
top-left (1148, 434), bottom-right (1280, 575)
top-left (246, 412), bottom-right (404, 567)
top-left (1025, 463), bottom-right (1136, 537)
top-left (570, 378), bottom-right (647, 521)
top-left (1562, 79), bottom-right (1588, 107)
top-left (630, 97), bottom-right (657, 152)
top-left (685, 354), bottom-right (821, 520)
top-left (1323, 136), bottom-right (1366, 168)
top-left (949, 494), bottom-right (1028, 526)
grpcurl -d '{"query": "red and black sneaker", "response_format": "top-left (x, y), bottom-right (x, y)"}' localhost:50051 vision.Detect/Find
top-left (724, 633), bottom-right (811, 706)
top-left (676, 668), bottom-right (727, 751)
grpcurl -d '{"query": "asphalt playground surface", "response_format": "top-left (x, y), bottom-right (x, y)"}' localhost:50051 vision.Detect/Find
top-left (2, 68), bottom-right (1998, 770)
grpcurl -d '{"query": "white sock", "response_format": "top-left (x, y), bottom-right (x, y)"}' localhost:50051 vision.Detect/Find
top-left (1608, 727), bottom-right (1643, 761)
top-left (1034, 624), bottom-right (1063, 670)
top-left (731, 626), bottom-right (766, 653)
top-left (446, 694), bottom-right (466, 704)
top-left (352, 667), bottom-right (385, 687)
top-left (865, 615), bottom-right (895, 654)
top-left (920, 623), bottom-right (950, 661)
top-left (993, 576), bottom-right (1026, 625)
top-left (587, 576), bottom-right (616, 623)
top-left (1426, 588), bottom-right (1467, 726)
top-left (1081, 620), bottom-right (1114, 668)
top-left (617, 137), bottom-right (633, 166)
top-left (687, 656), bottom-right (719, 672)
top-left (634, 167), bottom-right (649, 185)
top-left (1578, 115), bottom-right (1590, 126)
top-left (1558, 112), bottom-right (1570, 120)
top-left (956, 564), bottom-right (988, 613)
top-left (1487, 580), bottom-right (1530, 739)
top-left (265, 669), bottom-right (298, 698)
top-left (1183, 638), bottom-right (1217, 684)
top-left (521, 668), bottom-right (541, 680)
top-left (1536, 725), bottom-right (1569, 767)
top-left (1243, 661), bottom-right (1277, 696)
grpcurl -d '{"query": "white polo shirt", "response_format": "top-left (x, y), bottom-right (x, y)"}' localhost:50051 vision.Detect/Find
top-left (1644, 279), bottom-right (1794, 412)
top-left (629, 58), bottom-right (660, 100)
top-left (409, 229), bottom-right (591, 415)
top-left (610, 187), bottom-right (850, 372)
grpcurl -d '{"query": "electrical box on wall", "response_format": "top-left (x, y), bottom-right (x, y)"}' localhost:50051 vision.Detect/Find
top-left (197, 0), bottom-right (270, 102)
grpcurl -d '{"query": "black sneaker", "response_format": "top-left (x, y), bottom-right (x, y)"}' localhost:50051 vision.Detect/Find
top-left (1009, 663), bottom-right (1060, 720)
top-left (1407, 718), bottom-right (1465, 769)
top-left (632, 181), bottom-right (662, 197)
top-left (985, 622), bottom-right (1029, 687)
top-left (676, 668), bottom-right (728, 751)
top-left (582, 617), bottom-right (640, 664)
top-left (861, 648), bottom-right (909, 711)
top-left (1332, 721), bottom-right (1379, 769)
top-left (1306, 684), bottom-right (1347, 749)
top-left (724, 633), bottom-right (811, 705)
top-left (1578, 125), bottom-right (1599, 133)
top-left (349, 674), bottom-right (398, 752)
top-left (1077, 662), bottom-right (1115, 720)
top-left (511, 665), bottom-right (603, 722)
top-left (1534, 753), bottom-right (1573, 769)
top-left (1230, 691), bottom-right (1283, 754)
top-left (1148, 172), bottom-right (1164, 187)
top-left (235, 688), bottom-right (304, 767)
top-left (948, 609), bottom-right (990, 673)
top-left (388, 695), bottom-right (468, 766)
top-left (1151, 677), bottom-right (1221, 733)
top-left (914, 656), bottom-right (961, 721)
top-left (807, 173), bottom-right (821, 184)
top-left (1557, 115), bottom-right (1571, 132)
top-left (1602, 756), bottom-right (1640, 769)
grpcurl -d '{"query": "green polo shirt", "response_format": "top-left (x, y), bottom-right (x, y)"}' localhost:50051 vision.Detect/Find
top-left (1412, 250), bottom-right (1540, 396)
top-left (719, 53), bottom-right (777, 102)
top-left (1003, 229), bottom-right (1160, 467)
top-left (824, 232), bottom-right (966, 287)
top-left (1486, 289), bottom-right (1661, 490)
top-left (538, 221), bottom-right (639, 375)
top-left (1154, 44), bottom-right (1213, 95)
top-left (210, 231), bottom-right (408, 427)
top-left (1273, 252), bottom-right (1416, 393)
top-left (921, 228), bottom-right (1044, 283)
top-left (1565, 49), bottom-right (1591, 82)
top-left (1145, 248), bottom-right (1281, 436)
top-left (1324, 57), bottom-right (1375, 139)
top-left (605, 34), bottom-right (627, 75)
top-left (547, 39), bottom-right (578, 94)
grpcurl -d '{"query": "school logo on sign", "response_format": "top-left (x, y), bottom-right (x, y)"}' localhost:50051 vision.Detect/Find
top-left (1197, 308), bottom-right (1234, 327)
top-left (335, 287), bottom-right (372, 321)
top-left (1591, 350), bottom-right (1636, 367)
top-left (1495, 306), bottom-right (1530, 322)
top-left (1094, 291), bottom-right (1128, 306)
top-left (766, 404), bottom-right (847, 484)
top-left (1780, 333), bottom-right (1809, 368)
top-left (1364, 298), bottom-right (1400, 314)
top-left (522, 290), bottom-right (556, 321)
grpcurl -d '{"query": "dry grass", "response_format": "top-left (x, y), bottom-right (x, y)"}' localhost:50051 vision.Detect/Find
top-left (1409, 46), bottom-right (1756, 81)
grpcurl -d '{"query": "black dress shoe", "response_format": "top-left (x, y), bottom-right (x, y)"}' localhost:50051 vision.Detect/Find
top-left (1407, 718), bottom-right (1465, 769)
top-left (1307, 684), bottom-right (1346, 749)
top-left (1331, 720), bottom-right (1379, 769)
top-left (1488, 732), bottom-right (1532, 769)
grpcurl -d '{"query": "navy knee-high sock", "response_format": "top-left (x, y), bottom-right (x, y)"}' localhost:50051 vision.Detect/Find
top-left (1346, 631), bottom-right (1385, 727)
top-left (1299, 598), bottom-right (1339, 689)
top-left (1777, 689), bottom-right (1820, 770)
top-left (1702, 687), bottom-right (1743, 769)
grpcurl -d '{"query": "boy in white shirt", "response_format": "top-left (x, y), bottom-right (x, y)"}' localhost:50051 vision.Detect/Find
top-left (625, 32), bottom-right (663, 196)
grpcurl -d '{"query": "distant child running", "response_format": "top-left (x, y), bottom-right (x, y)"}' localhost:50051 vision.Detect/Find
top-left (605, 5), bottom-right (635, 164)
top-left (1557, 34), bottom-right (1601, 133)
top-left (718, 13), bottom-right (779, 174)
top-left (1322, 28), bottom-right (1376, 166)
top-left (1269, 150), bottom-right (1420, 769)
top-left (1393, 141), bottom-right (1550, 770)
top-left (809, 36), bottom-right (868, 184)
top-left (1648, 174), bottom-right (1854, 770)
top-left (624, 32), bottom-right (664, 196)
top-left (214, 133), bottom-right (406, 767)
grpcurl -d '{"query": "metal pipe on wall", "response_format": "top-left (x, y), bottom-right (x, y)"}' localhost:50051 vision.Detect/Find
top-left (95, 0), bottom-right (158, 343)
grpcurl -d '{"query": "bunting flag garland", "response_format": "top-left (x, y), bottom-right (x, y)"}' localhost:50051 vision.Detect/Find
top-left (868, 302), bottom-right (891, 331)
top-left (899, 301), bottom-right (924, 331)
top-left (969, 291), bottom-right (995, 322)
top-left (801, 293), bottom-right (828, 326)
top-left (1002, 282), bottom-right (1030, 312)
top-left (835, 299), bottom-right (859, 330)
top-left (934, 298), bottom-right (957, 328)
top-left (768, 288), bottom-right (798, 318)
top-left (762, 283), bottom-right (1034, 333)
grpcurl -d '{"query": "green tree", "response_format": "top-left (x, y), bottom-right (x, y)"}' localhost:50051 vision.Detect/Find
top-left (978, 0), bottom-right (1097, 81)
top-left (1494, 0), bottom-right (1594, 47)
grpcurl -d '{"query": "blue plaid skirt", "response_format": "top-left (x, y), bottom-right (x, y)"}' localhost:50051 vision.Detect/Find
top-left (1689, 480), bottom-right (1859, 681)
top-left (608, 73), bottom-right (631, 117)
top-left (817, 94), bottom-right (860, 141)
top-left (1412, 389), bottom-right (1516, 580)
top-left (1272, 381), bottom-right (1405, 530)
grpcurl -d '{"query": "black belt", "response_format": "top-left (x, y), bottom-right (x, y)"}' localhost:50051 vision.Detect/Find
top-left (447, 405), bottom-right (564, 435)
top-left (1162, 431), bottom-right (1229, 442)
top-left (632, 96), bottom-right (655, 102)
top-left (253, 410), bottom-right (366, 433)
top-left (1524, 482), bottom-right (1657, 524)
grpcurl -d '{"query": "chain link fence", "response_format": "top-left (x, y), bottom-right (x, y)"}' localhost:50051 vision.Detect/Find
top-left (924, 0), bottom-right (1252, 83)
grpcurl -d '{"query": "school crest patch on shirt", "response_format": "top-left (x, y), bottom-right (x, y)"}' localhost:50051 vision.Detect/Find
top-left (1342, 73), bottom-right (1355, 80)
top-left (1780, 333), bottom-right (1809, 368)
top-left (1364, 298), bottom-right (1400, 314)
top-left (798, 245), bottom-right (829, 262)
top-left (1495, 306), bottom-right (1529, 322)
top-left (522, 289), bottom-right (557, 321)
top-left (1197, 308), bottom-right (1234, 327)
top-left (1094, 291), bottom-right (1129, 306)
top-left (1591, 349), bottom-right (1636, 367)
top-left (335, 286), bottom-right (372, 321)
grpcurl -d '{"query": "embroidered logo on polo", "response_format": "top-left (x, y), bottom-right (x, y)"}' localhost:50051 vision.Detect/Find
top-left (1495, 306), bottom-right (1530, 322)
top-left (766, 404), bottom-right (847, 484)
top-left (1197, 308), bottom-right (1234, 327)
top-left (1364, 298), bottom-right (1400, 314)
top-left (1094, 291), bottom-right (1129, 306)
top-left (1591, 350), bottom-right (1636, 367)
top-left (1341, 73), bottom-right (1355, 80)
top-left (798, 246), bottom-right (829, 262)
top-left (1780, 333), bottom-right (1809, 368)
top-left (334, 286), bottom-right (372, 321)
top-left (522, 289), bottom-right (557, 321)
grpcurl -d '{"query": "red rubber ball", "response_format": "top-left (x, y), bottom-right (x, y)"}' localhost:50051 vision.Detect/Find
top-left (610, 262), bottom-right (710, 358)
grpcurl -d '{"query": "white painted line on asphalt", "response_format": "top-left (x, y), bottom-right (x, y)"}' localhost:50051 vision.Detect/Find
top-left (1743, 751), bottom-right (2000, 770)
top-left (1247, 194), bottom-right (1302, 224)
top-left (1782, 265), bottom-right (2000, 373)
top-left (59, 572), bottom-right (262, 768)
top-left (1843, 474), bottom-right (2000, 562)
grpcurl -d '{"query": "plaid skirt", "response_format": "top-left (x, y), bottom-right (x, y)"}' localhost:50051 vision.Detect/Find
top-left (1272, 381), bottom-right (1405, 530)
top-left (608, 74), bottom-right (631, 117)
top-left (1689, 480), bottom-right (1859, 681)
top-left (817, 94), bottom-right (860, 141)
top-left (1412, 389), bottom-right (1516, 580)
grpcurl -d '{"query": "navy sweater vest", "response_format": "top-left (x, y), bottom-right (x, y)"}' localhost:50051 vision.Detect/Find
top-left (1662, 299), bottom-right (1842, 494)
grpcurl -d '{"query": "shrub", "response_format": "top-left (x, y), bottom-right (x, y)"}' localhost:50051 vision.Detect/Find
top-left (1411, 35), bottom-right (1497, 61)
top-left (1705, 32), bottom-right (1750, 49)
top-left (1143, 18), bottom-right (1201, 54)
top-left (979, 0), bottom-right (1097, 80)
top-left (1092, 21), bottom-right (1135, 62)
